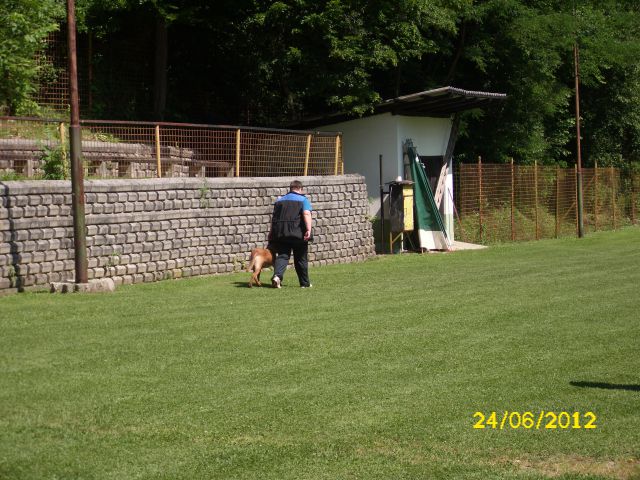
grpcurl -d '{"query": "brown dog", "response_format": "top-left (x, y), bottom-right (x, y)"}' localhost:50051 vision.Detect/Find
top-left (247, 246), bottom-right (275, 287)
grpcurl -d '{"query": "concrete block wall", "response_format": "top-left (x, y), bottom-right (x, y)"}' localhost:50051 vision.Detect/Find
top-left (0, 175), bottom-right (375, 292)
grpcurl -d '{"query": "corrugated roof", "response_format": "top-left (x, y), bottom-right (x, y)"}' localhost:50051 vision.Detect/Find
top-left (378, 86), bottom-right (507, 116)
top-left (287, 86), bottom-right (507, 129)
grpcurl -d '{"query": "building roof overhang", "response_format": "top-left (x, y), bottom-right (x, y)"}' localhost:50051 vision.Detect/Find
top-left (287, 86), bottom-right (507, 129)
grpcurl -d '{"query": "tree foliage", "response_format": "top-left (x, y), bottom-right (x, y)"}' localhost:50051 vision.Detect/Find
top-left (0, 0), bottom-right (63, 114)
top-left (451, 0), bottom-right (640, 167)
top-left (3, 0), bottom-right (640, 167)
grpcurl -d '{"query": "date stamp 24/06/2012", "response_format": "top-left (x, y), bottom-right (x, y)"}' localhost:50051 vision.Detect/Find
top-left (473, 411), bottom-right (597, 430)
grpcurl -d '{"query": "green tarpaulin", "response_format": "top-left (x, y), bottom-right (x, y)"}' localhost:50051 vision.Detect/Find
top-left (406, 141), bottom-right (450, 250)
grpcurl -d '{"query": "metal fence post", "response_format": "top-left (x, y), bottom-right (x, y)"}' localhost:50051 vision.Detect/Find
top-left (534, 160), bottom-right (539, 240)
top-left (303, 134), bottom-right (312, 176)
top-left (155, 124), bottom-right (162, 178)
top-left (594, 161), bottom-right (598, 231)
top-left (555, 165), bottom-right (560, 238)
top-left (575, 164), bottom-right (579, 236)
top-left (334, 135), bottom-right (341, 175)
top-left (633, 175), bottom-right (638, 225)
top-left (611, 166), bottom-right (616, 229)
top-left (59, 122), bottom-right (68, 179)
top-left (235, 129), bottom-right (241, 177)
top-left (510, 158), bottom-right (515, 241)
top-left (478, 156), bottom-right (483, 243)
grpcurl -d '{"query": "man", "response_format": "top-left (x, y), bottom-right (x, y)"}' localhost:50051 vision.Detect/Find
top-left (269, 180), bottom-right (313, 288)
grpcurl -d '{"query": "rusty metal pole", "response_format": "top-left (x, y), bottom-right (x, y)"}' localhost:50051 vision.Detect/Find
top-left (478, 156), bottom-right (483, 243)
top-left (574, 42), bottom-right (585, 238)
top-left (555, 165), bottom-right (560, 238)
top-left (574, 165), bottom-right (579, 235)
top-left (594, 161), bottom-right (598, 231)
top-left (87, 33), bottom-right (93, 114)
top-left (510, 158), bottom-right (515, 241)
top-left (534, 160), bottom-right (539, 240)
top-left (379, 154), bottom-right (385, 254)
top-left (611, 166), bottom-right (616, 229)
top-left (632, 175), bottom-right (637, 225)
top-left (67, 0), bottom-right (88, 284)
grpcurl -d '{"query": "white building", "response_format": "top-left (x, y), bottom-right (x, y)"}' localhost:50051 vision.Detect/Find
top-left (298, 87), bottom-right (506, 244)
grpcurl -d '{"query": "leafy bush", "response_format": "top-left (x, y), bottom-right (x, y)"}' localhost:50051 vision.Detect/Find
top-left (0, 171), bottom-right (26, 181)
top-left (40, 145), bottom-right (67, 180)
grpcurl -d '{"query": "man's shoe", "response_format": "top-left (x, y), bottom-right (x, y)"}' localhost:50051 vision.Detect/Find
top-left (301, 284), bottom-right (312, 288)
top-left (272, 276), bottom-right (281, 289)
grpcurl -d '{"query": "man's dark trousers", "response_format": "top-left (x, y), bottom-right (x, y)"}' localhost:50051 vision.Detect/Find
top-left (273, 240), bottom-right (310, 287)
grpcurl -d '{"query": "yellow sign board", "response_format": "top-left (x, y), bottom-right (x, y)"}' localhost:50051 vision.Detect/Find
top-left (402, 184), bottom-right (414, 231)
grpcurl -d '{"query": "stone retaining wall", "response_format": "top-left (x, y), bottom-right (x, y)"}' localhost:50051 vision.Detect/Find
top-left (0, 175), bottom-right (375, 293)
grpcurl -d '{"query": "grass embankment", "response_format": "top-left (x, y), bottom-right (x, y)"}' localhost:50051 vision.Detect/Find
top-left (1, 228), bottom-right (639, 479)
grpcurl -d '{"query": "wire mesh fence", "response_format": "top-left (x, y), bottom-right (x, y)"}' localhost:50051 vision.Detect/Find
top-left (33, 31), bottom-right (73, 115)
top-left (31, 29), bottom-right (136, 118)
top-left (455, 160), bottom-right (639, 244)
top-left (0, 117), bottom-right (342, 179)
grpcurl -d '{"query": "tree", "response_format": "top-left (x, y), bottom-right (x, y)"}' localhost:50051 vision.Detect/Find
top-left (3, 0), bottom-right (638, 170)
top-left (452, 0), bottom-right (640, 166)
top-left (0, 0), bottom-right (63, 114)
top-left (239, 0), bottom-right (472, 124)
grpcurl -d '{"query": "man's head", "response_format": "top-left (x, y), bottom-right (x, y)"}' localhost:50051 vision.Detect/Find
top-left (290, 180), bottom-right (303, 192)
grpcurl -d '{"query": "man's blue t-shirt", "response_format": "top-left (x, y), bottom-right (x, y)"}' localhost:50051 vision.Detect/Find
top-left (276, 191), bottom-right (312, 211)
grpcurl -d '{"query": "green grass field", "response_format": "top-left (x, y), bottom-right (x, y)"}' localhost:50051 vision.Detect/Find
top-left (1, 228), bottom-right (639, 479)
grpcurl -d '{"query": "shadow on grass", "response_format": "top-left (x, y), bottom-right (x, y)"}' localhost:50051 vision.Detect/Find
top-left (233, 280), bottom-right (300, 289)
top-left (232, 281), bottom-right (275, 289)
top-left (570, 381), bottom-right (640, 392)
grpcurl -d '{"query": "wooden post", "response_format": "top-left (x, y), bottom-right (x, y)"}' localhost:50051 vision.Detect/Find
top-left (611, 166), bottom-right (616, 229)
top-left (235, 129), bottom-right (241, 177)
top-left (510, 158), bottom-right (515, 241)
top-left (155, 125), bottom-right (162, 178)
top-left (534, 160), bottom-right (539, 240)
top-left (478, 156), bottom-right (483, 243)
top-left (334, 135), bottom-right (341, 175)
top-left (555, 165), bottom-right (560, 238)
top-left (594, 161), bottom-right (598, 231)
top-left (304, 134), bottom-right (312, 176)
top-left (59, 122), bottom-right (68, 180)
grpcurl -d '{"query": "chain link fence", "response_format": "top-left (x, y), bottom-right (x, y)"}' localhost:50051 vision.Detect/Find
top-left (454, 160), bottom-right (639, 244)
top-left (0, 117), bottom-right (342, 180)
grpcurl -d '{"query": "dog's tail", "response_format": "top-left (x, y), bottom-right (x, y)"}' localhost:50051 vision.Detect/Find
top-left (247, 252), bottom-right (256, 272)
